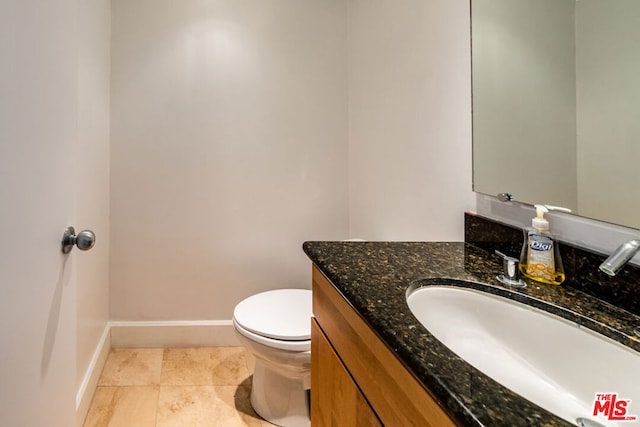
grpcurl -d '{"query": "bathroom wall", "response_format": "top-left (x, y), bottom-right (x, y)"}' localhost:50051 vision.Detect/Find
top-left (348, 0), bottom-right (475, 241)
top-left (76, 0), bottom-right (111, 419)
top-left (110, 0), bottom-right (349, 321)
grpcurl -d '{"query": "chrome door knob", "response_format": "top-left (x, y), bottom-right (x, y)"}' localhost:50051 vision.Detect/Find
top-left (61, 226), bottom-right (96, 254)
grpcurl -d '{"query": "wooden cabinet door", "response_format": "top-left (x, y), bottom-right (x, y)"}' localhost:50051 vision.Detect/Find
top-left (311, 318), bottom-right (382, 427)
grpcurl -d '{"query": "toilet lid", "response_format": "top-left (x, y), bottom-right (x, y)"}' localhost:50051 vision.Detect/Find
top-left (233, 289), bottom-right (312, 341)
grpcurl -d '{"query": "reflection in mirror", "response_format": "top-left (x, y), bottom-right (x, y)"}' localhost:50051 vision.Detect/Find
top-left (472, 0), bottom-right (640, 229)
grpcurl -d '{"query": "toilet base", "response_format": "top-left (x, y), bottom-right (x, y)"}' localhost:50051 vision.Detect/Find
top-left (251, 360), bottom-right (310, 427)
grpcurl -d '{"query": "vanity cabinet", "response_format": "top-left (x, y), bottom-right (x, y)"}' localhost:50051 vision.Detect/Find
top-left (311, 266), bottom-right (455, 427)
top-left (311, 319), bottom-right (381, 426)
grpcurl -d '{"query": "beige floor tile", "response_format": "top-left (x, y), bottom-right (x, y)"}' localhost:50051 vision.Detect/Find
top-left (161, 347), bottom-right (251, 386)
top-left (99, 348), bottom-right (164, 386)
top-left (83, 386), bottom-right (159, 427)
top-left (156, 385), bottom-right (262, 427)
top-left (85, 347), bottom-right (287, 427)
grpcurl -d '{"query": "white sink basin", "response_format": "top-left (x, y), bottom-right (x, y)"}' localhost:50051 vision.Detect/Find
top-left (406, 285), bottom-right (640, 427)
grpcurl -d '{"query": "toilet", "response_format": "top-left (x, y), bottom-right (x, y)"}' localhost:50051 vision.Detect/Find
top-left (233, 289), bottom-right (312, 427)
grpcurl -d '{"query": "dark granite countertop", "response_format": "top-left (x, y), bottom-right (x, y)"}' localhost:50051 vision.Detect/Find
top-left (302, 241), bottom-right (640, 427)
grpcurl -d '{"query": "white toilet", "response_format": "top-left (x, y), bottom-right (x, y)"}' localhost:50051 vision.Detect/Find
top-left (233, 289), bottom-right (312, 427)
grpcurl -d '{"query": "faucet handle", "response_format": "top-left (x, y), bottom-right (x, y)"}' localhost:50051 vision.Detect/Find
top-left (494, 250), bottom-right (526, 287)
top-left (495, 250), bottom-right (518, 279)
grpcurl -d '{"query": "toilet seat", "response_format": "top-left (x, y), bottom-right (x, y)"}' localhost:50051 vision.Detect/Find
top-left (234, 319), bottom-right (311, 352)
top-left (233, 289), bottom-right (312, 349)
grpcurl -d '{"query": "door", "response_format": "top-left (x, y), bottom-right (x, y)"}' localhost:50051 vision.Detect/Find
top-left (0, 1), bottom-right (78, 425)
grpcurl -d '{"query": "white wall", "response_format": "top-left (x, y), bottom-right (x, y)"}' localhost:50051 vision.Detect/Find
top-left (110, 0), bottom-right (349, 321)
top-left (76, 0), bottom-right (111, 419)
top-left (348, 0), bottom-right (475, 241)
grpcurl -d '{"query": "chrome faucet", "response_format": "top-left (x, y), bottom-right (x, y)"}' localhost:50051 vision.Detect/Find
top-left (599, 240), bottom-right (640, 276)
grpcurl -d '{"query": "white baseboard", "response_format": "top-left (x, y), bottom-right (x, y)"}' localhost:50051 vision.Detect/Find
top-left (109, 320), bottom-right (239, 348)
top-left (76, 325), bottom-right (111, 426)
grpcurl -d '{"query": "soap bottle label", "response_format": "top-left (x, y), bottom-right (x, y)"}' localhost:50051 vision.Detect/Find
top-left (526, 232), bottom-right (555, 281)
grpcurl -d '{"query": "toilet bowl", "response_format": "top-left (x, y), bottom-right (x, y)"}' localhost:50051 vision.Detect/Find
top-left (233, 289), bottom-right (312, 427)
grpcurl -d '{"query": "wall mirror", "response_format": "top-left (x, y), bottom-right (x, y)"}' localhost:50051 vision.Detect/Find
top-left (471, 0), bottom-right (640, 229)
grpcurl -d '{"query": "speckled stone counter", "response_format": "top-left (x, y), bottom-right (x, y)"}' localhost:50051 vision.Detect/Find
top-left (302, 240), bottom-right (640, 427)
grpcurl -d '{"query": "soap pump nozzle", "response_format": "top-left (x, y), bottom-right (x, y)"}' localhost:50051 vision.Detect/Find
top-left (531, 204), bottom-right (572, 231)
top-left (532, 205), bottom-right (549, 231)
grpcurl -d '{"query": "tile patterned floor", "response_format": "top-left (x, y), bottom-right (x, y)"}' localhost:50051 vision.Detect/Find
top-left (83, 347), bottom-right (278, 427)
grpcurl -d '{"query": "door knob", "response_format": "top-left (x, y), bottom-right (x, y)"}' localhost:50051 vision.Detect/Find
top-left (61, 226), bottom-right (96, 254)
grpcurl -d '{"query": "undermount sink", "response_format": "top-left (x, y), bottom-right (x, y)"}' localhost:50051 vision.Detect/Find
top-left (406, 284), bottom-right (640, 427)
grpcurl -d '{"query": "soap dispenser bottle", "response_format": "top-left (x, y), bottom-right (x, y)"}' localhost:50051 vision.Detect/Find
top-left (519, 205), bottom-right (565, 285)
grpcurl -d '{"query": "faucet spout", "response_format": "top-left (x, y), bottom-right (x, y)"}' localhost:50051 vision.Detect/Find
top-left (599, 240), bottom-right (640, 276)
